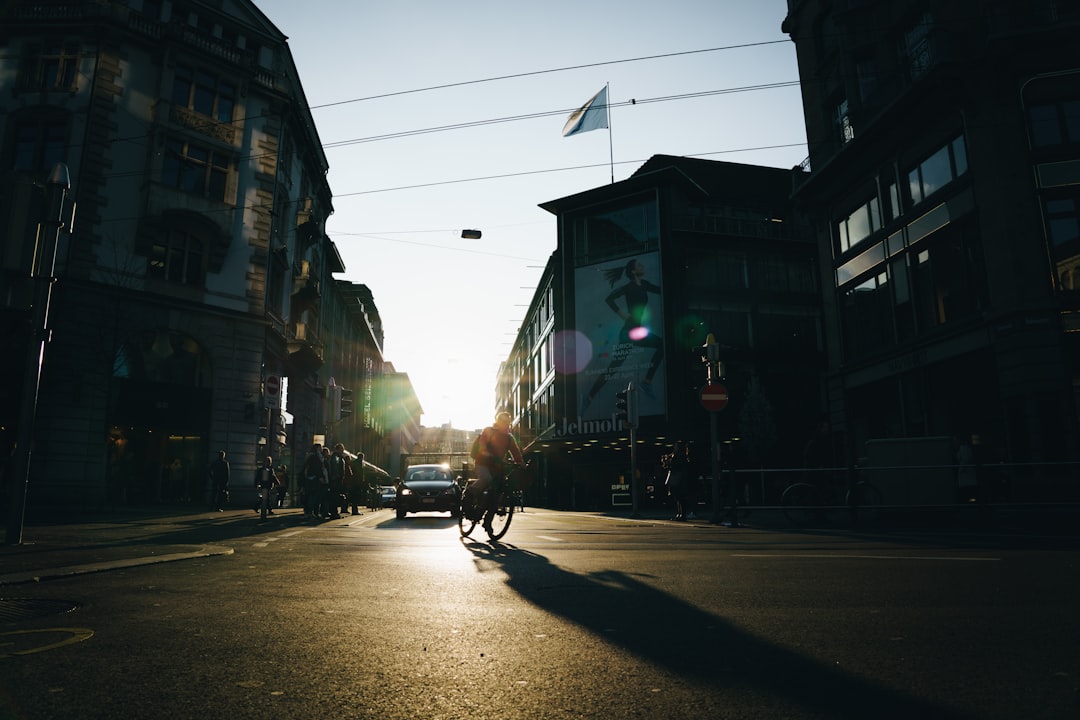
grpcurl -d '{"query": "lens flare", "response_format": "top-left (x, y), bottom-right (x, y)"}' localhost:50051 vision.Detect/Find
top-left (673, 313), bottom-right (706, 349)
top-left (627, 325), bottom-right (650, 342)
top-left (552, 330), bottom-right (592, 375)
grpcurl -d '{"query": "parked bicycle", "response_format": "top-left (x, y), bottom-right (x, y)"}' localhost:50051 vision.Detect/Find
top-left (459, 462), bottom-right (527, 542)
top-left (780, 475), bottom-right (883, 527)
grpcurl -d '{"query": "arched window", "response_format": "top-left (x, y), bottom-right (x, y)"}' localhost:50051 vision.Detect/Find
top-left (113, 329), bottom-right (209, 388)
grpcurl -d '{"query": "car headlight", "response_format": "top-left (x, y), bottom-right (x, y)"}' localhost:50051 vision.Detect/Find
top-left (440, 485), bottom-right (458, 497)
top-left (400, 488), bottom-right (412, 496)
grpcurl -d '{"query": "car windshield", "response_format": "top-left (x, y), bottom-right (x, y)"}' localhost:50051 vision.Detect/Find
top-left (408, 469), bottom-right (449, 482)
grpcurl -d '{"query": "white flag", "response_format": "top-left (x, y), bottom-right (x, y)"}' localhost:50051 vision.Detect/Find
top-left (562, 86), bottom-right (609, 137)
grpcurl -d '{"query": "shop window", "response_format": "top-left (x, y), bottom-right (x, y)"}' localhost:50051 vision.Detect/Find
top-left (113, 330), bottom-right (208, 387)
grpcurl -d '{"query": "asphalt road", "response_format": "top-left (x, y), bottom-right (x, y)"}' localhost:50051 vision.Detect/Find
top-left (1, 509), bottom-right (1077, 719)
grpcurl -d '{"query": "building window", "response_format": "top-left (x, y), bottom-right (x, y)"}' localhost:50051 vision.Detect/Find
top-left (171, 64), bottom-right (236, 124)
top-left (901, 11), bottom-right (934, 81)
top-left (907, 136), bottom-right (968, 207)
top-left (1047, 193), bottom-right (1080, 299)
top-left (148, 229), bottom-right (206, 286)
top-left (836, 98), bottom-right (855, 145)
top-left (571, 193), bottom-right (659, 265)
top-left (12, 118), bottom-right (67, 176)
top-left (162, 138), bottom-right (229, 201)
top-left (836, 195), bottom-right (882, 253)
top-left (841, 272), bottom-right (894, 359)
top-left (1029, 100), bottom-right (1080, 147)
top-left (22, 41), bottom-right (79, 91)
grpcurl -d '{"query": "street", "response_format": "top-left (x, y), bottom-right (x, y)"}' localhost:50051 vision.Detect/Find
top-left (1, 509), bottom-right (1078, 719)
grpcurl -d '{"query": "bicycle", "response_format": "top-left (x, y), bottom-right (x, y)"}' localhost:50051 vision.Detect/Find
top-left (459, 462), bottom-right (527, 542)
top-left (780, 476), bottom-right (883, 527)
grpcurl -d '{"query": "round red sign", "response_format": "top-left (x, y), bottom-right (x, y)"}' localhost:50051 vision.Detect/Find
top-left (265, 375), bottom-right (280, 397)
top-left (700, 383), bottom-right (728, 412)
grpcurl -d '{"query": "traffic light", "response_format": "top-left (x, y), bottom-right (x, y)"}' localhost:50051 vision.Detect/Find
top-left (615, 384), bottom-right (638, 428)
top-left (339, 387), bottom-right (354, 419)
top-left (327, 384), bottom-right (341, 422)
top-left (615, 389), bottom-right (629, 424)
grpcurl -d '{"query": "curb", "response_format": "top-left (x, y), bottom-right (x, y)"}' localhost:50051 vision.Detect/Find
top-left (0, 544), bottom-right (235, 586)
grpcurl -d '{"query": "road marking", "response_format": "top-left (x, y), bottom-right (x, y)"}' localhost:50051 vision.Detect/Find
top-left (536, 535), bottom-right (563, 542)
top-left (732, 553), bottom-right (1000, 561)
top-left (0, 628), bottom-right (94, 658)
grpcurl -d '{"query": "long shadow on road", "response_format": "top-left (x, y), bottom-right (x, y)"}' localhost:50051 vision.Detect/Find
top-left (461, 537), bottom-right (975, 720)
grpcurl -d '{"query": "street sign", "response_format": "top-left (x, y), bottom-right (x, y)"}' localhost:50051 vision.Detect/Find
top-left (265, 375), bottom-right (280, 397)
top-left (700, 383), bottom-right (729, 412)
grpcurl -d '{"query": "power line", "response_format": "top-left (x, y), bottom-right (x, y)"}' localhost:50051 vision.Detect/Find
top-left (309, 41), bottom-right (791, 111)
top-left (331, 144), bottom-right (807, 198)
top-left (322, 82), bottom-right (800, 148)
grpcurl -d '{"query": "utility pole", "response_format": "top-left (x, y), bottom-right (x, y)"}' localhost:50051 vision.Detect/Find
top-left (7, 164), bottom-right (73, 545)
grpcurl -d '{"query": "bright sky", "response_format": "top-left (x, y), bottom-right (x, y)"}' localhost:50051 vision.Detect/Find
top-left (256, 0), bottom-right (808, 431)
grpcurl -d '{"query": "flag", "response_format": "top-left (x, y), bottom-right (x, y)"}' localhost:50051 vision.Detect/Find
top-left (562, 86), bottom-right (609, 137)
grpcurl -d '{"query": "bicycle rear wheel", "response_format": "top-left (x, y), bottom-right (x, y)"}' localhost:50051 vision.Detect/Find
top-left (485, 499), bottom-right (514, 541)
top-left (781, 482), bottom-right (821, 527)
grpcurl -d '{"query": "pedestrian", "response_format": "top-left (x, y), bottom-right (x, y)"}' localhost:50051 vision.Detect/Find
top-left (318, 445), bottom-right (333, 518)
top-left (301, 443), bottom-right (324, 518)
top-left (274, 464), bottom-right (289, 508)
top-left (663, 441), bottom-right (691, 521)
top-left (208, 450), bottom-right (230, 511)
top-left (326, 443), bottom-right (352, 519)
top-left (345, 451), bottom-right (366, 515)
top-left (254, 456), bottom-right (276, 519)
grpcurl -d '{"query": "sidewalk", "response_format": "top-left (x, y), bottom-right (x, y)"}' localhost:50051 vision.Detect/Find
top-left (0, 505), bottom-right (315, 586)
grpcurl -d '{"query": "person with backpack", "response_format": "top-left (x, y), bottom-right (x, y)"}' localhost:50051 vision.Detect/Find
top-left (465, 411), bottom-right (524, 531)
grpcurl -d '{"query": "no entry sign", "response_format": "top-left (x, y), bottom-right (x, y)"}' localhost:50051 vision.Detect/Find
top-left (700, 383), bottom-right (729, 412)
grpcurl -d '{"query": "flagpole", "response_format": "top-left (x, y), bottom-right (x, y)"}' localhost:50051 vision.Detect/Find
top-left (606, 82), bottom-right (614, 184)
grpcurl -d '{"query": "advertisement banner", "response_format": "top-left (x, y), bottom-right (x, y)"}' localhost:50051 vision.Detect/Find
top-left (574, 252), bottom-right (667, 423)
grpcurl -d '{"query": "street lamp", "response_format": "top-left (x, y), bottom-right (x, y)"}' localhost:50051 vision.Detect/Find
top-left (6, 163), bottom-right (73, 545)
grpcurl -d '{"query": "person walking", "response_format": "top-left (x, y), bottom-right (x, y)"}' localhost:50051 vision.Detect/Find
top-left (254, 456), bottom-right (276, 520)
top-left (327, 443), bottom-right (352, 519)
top-left (301, 443), bottom-right (324, 519)
top-left (318, 445), bottom-right (333, 518)
top-left (345, 451), bottom-right (366, 515)
top-left (663, 441), bottom-right (691, 521)
top-left (274, 464), bottom-right (289, 508)
top-left (208, 450), bottom-right (230, 511)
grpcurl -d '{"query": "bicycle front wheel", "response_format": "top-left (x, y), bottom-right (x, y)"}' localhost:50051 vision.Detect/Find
top-left (458, 502), bottom-right (478, 538)
top-left (485, 499), bottom-right (514, 541)
top-left (781, 482), bottom-right (821, 527)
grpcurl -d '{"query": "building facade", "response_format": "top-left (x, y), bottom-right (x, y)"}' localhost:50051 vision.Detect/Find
top-left (502, 155), bottom-right (820, 510)
top-left (783, 0), bottom-right (1080, 500)
top-left (0, 0), bottom-right (406, 514)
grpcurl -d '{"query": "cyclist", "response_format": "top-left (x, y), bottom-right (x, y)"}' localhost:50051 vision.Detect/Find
top-left (466, 411), bottom-right (525, 531)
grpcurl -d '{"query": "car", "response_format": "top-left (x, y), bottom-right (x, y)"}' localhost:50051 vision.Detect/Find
top-left (377, 485), bottom-right (397, 508)
top-left (396, 464), bottom-right (461, 519)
